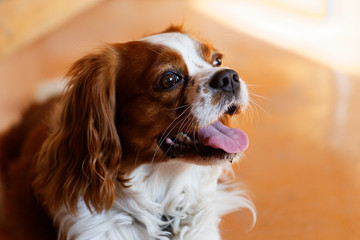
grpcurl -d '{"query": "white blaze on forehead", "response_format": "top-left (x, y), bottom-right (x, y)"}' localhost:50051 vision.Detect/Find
top-left (141, 32), bottom-right (211, 75)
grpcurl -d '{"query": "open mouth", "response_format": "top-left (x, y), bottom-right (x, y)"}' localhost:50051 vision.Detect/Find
top-left (158, 107), bottom-right (248, 160)
top-left (224, 104), bottom-right (239, 116)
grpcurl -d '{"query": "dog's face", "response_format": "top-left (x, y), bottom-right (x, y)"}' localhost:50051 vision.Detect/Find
top-left (113, 29), bottom-right (249, 167)
top-left (35, 27), bottom-right (250, 214)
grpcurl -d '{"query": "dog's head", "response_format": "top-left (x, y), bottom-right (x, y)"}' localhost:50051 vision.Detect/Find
top-left (35, 26), bottom-right (249, 215)
top-left (117, 27), bottom-right (249, 166)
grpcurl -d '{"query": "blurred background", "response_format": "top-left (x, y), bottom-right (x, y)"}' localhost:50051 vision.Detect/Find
top-left (0, 0), bottom-right (359, 239)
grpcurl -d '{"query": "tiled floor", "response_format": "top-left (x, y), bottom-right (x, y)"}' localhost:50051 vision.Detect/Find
top-left (0, 0), bottom-right (359, 239)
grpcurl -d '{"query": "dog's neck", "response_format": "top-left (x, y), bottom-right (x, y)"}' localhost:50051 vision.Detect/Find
top-left (55, 161), bottom-right (250, 240)
top-left (125, 160), bottom-right (223, 201)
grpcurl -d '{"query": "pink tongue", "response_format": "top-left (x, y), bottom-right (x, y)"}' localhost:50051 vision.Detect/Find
top-left (198, 121), bottom-right (249, 153)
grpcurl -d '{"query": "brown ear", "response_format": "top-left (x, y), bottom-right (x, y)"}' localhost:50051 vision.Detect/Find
top-left (34, 45), bottom-right (124, 215)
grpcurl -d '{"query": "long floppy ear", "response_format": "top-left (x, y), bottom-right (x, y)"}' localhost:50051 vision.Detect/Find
top-left (34, 45), bottom-right (123, 215)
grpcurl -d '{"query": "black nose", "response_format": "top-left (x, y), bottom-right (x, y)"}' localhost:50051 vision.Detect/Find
top-left (209, 69), bottom-right (239, 93)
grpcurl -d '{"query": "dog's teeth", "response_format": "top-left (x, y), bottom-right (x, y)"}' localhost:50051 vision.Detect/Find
top-left (177, 133), bottom-right (193, 144)
top-left (166, 137), bottom-right (174, 145)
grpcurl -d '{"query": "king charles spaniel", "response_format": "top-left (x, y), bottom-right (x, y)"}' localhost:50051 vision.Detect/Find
top-left (0, 26), bottom-right (255, 240)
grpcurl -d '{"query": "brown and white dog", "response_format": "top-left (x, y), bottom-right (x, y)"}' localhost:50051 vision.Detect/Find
top-left (0, 26), bottom-right (255, 240)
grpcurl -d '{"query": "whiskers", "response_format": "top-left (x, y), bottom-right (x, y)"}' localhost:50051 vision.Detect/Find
top-left (151, 104), bottom-right (193, 163)
top-left (160, 113), bottom-right (196, 160)
top-left (163, 104), bottom-right (189, 111)
top-left (243, 84), bottom-right (272, 122)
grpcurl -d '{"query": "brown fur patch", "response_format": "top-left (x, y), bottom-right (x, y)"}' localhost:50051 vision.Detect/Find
top-left (0, 99), bottom-right (58, 239)
top-left (203, 86), bottom-right (209, 94)
top-left (197, 41), bottom-right (223, 67)
top-left (211, 91), bottom-right (222, 106)
top-left (198, 41), bottom-right (213, 63)
top-left (199, 97), bottom-right (205, 106)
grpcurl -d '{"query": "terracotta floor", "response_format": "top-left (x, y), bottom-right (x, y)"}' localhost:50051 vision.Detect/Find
top-left (1, 0), bottom-right (360, 239)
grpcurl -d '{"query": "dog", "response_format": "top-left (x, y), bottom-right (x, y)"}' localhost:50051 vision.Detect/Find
top-left (0, 26), bottom-right (255, 240)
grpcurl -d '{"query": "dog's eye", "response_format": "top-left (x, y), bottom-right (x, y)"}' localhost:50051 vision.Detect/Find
top-left (212, 55), bottom-right (222, 67)
top-left (156, 72), bottom-right (182, 90)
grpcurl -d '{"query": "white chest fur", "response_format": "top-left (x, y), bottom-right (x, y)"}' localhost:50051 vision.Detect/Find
top-left (55, 161), bottom-right (254, 240)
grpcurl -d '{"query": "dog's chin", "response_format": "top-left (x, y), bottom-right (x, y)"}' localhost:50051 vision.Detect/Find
top-left (161, 145), bottom-right (243, 166)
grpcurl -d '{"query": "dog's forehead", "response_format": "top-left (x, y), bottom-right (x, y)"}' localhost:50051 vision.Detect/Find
top-left (141, 32), bottom-right (212, 75)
